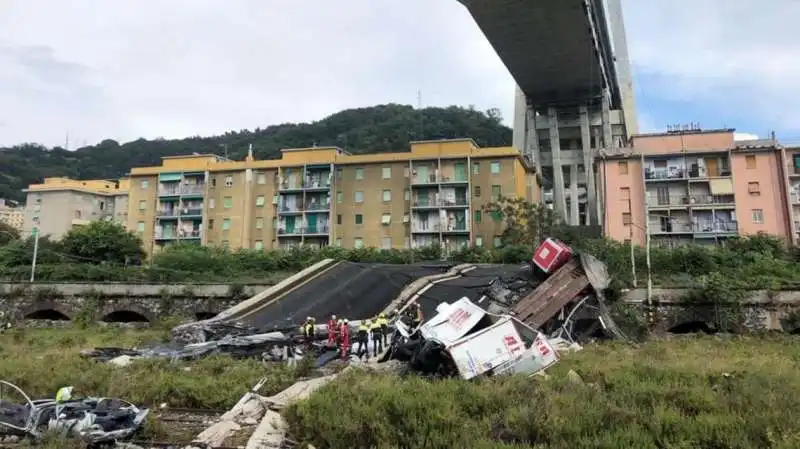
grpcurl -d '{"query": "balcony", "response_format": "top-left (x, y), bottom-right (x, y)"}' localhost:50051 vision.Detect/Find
top-left (693, 221), bottom-right (738, 234)
top-left (411, 172), bottom-right (440, 185)
top-left (157, 209), bottom-right (179, 218)
top-left (159, 184), bottom-right (205, 196)
top-left (277, 226), bottom-right (330, 236)
top-left (644, 164), bottom-right (731, 181)
top-left (278, 180), bottom-right (305, 191)
top-left (305, 197), bottom-right (331, 212)
top-left (411, 223), bottom-right (441, 233)
top-left (154, 228), bottom-right (177, 239)
top-left (278, 204), bottom-right (304, 214)
top-left (178, 228), bottom-right (203, 239)
top-left (792, 193), bottom-right (800, 204)
top-left (411, 198), bottom-right (469, 209)
top-left (647, 194), bottom-right (735, 208)
top-left (180, 207), bottom-right (203, 217)
top-left (439, 174), bottom-right (468, 185)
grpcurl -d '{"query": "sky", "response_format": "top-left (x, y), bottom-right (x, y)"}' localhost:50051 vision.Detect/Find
top-left (0, 0), bottom-right (798, 148)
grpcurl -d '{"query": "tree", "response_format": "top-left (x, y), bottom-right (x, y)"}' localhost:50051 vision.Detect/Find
top-left (59, 221), bottom-right (146, 265)
top-left (0, 221), bottom-right (20, 246)
top-left (482, 197), bottom-right (558, 248)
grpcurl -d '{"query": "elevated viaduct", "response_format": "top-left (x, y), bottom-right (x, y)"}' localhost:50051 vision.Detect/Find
top-left (457, 0), bottom-right (638, 225)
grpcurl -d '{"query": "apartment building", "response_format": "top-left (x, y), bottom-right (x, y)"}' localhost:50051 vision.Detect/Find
top-left (599, 128), bottom-right (795, 247)
top-left (126, 139), bottom-right (539, 255)
top-left (22, 177), bottom-right (130, 238)
top-left (787, 146), bottom-right (800, 242)
top-left (0, 199), bottom-right (24, 232)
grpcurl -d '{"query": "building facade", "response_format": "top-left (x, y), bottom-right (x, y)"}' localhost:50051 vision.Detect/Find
top-left (787, 146), bottom-right (800, 243)
top-left (0, 199), bottom-right (24, 233)
top-left (125, 139), bottom-right (539, 255)
top-left (22, 178), bottom-right (129, 239)
top-left (600, 128), bottom-right (796, 247)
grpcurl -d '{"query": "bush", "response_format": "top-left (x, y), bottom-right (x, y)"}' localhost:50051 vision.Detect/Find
top-left (285, 337), bottom-right (800, 449)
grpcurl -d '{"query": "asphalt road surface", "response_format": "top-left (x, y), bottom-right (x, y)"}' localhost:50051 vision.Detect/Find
top-left (238, 262), bottom-right (450, 329)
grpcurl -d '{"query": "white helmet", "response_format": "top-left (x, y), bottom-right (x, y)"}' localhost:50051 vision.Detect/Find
top-left (343, 319), bottom-right (349, 324)
top-left (331, 314), bottom-right (337, 320)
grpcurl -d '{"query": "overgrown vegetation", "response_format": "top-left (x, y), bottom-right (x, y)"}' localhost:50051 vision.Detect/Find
top-left (0, 326), bottom-right (294, 409)
top-left (286, 336), bottom-right (800, 449)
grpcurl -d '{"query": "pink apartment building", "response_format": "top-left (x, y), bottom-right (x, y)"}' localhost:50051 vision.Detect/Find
top-left (598, 128), bottom-right (797, 247)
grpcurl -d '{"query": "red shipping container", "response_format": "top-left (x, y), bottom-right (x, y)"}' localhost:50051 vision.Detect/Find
top-left (532, 238), bottom-right (573, 274)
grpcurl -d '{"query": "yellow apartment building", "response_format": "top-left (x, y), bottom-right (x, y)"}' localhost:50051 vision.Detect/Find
top-left (22, 177), bottom-right (129, 238)
top-left (125, 139), bottom-right (540, 255)
top-left (598, 128), bottom-right (796, 247)
top-left (0, 199), bottom-right (25, 233)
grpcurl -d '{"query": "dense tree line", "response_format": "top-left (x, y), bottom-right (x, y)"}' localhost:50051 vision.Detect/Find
top-left (0, 104), bottom-right (511, 202)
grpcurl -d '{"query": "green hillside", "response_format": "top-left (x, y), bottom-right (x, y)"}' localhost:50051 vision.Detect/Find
top-left (0, 104), bottom-right (511, 202)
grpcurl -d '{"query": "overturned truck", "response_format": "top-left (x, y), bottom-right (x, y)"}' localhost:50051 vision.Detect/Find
top-left (385, 238), bottom-right (626, 377)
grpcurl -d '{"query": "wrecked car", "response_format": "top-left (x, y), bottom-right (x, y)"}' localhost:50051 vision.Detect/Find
top-left (0, 381), bottom-right (148, 444)
top-left (389, 297), bottom-right (559, 379)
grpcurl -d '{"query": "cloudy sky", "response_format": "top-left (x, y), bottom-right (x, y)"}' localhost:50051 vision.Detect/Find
top-left (1, 0), bottom-right (798, 148)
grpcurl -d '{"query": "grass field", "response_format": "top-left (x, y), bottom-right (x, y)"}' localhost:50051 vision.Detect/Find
top-left (285, 336), bottom-right (800, 449)
top-left (3, 329), bottom-right (800, 448)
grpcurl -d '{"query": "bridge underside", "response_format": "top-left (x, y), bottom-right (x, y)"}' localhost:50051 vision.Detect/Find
top-left (460, 0), bottom-right (613, 106)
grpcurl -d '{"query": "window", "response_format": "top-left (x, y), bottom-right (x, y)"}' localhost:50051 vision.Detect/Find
top-left (336, 168), bottom-right (343, 179)
top-left (493, 236), bottom-right (502, 248)
top-left (745, 155), bottom-right (757, 169)
top-left (337, 191), bottom-right (343, 203)
top-left (381, 237), bottom-right (391, 249)
top-left (136, 221), bottom-right (145, 232)
top-left (272, 195), bottom-right (278, 205)
top-left (257, 173), bottom-right (266, 185)
top-left (620, 187), bottom-right (631, 200)
top-left (335, 237), bottom-right (342, 247)
top-left (381, 214), bottom-right (391, 225)
top-left (748, 182), bottom-right (760, 195)
top-left (474, 211), bottom-right (482, 223)
top-left (751, 209), bottom-right (764, 224)
top-left (209, 198), bottom-right (215, 209)
top-left (490, 161), bottom-right (500, 174)
top-left (255, 217), bottom-right (264, 229)
top-left (208, 219), bottom-right (214, 230)
top-left (355, 168), bottom-right (364, 180)
top-left (622, 213), bottom-right (632, 225)
top-left (354, 191), bottom-right (364, 203)
top-left (491, 185), bottom-right (501, 200)
top-left (221, 240), bottom-right (229, 247)
top-left (254, 240), bottom-right (264, 250)
top-left (74, 210), bottom-right (82, 219)
top-left (475, 236), bottom-right (483, 247)
top-left (337, 214), bottom-right (342, 225)
top-left (225, 175), bottom-right (233, 187)
top-left (140, 180), bottom-right (149, 189)
top-left (355, 214), bottom-right (363, 225)
top-left (475, 186), bottom-right (481, 197)
top-left (382, 167), bottom-right (392, 179)
top-left (472, 163), bottom-right (480, 174)
top-left (256, 196), bottom-right (265, 207)
top-left (222, 218), bottom-right (232, 230)
top-left (382, 189), bottom-right (392, 202)
top-left (618, 161), bottom-right (629, 175)
top-left (404, 189), bottom-right (410, 201)
top-left (354, 238), bottom-right (364, 249)
top-left (211, 178), bottom-right (217, 187)
top-left (138, 200), bottom-right (146, 210)
top-left (492, 211), bottom-right (502, 222)
top-left (223, 197), bottom-right (233, 208)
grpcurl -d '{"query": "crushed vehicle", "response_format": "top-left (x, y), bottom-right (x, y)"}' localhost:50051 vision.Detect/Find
top-left (383, 238), bottom-right (626, 377)
top-left (387, 297), bottom-right (559, 379)
top-left (0, 381), bottom-right (148, 444)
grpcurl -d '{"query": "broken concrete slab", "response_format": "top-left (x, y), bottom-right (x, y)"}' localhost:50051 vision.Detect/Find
top-left (263, 374), bottom-right (339, 410)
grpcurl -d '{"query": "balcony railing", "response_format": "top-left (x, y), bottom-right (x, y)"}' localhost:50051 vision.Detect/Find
top-left (304, 178), bottom-right (331, 189)
top-left (647, 194), bottom-right (735, 207)
top-left (277, 226), bottom-right (330, 235)
top-left (155, 228), bottom-right (203, 239)
top-left (644, 166), bottom-right (732, 180)
top-left (411, 224), bottom-right (441, 233)
top-left (439, 175), bottom-right (468, 184)
top-left (180, 208), bottom-right (203, 216)
top-left (692, 221), bottom-right (739, 233)
top-left (442, 224), bottom-right (469, 232)
top-left (278, 205), bottom-right (304, 213)
top-left (178, 229), bottom-right (203, 238)
top-left (411, 173), bottom-right (439, 185)
top-left (159, 185), bottom-right (205, 196)
top-left (279, 180), bottom-right (305, 190)
top-left (305, 202), bottom-right (331, 211)
top-left (412, 199), bottom-right (469, 208)
top-left (157, 209), bottom-right (178, 217)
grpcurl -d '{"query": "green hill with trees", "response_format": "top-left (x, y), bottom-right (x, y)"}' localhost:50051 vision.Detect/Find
top-left (0, 104), bottom-right (511, 202)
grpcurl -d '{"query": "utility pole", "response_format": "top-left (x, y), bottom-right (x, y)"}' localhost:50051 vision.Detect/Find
top-left (627, 197), bottom-right (637, 287)
top-left (30, 226), bottom-right (39, 283)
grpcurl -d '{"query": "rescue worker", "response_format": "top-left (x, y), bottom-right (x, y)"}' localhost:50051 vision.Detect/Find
top-left (55, 386), bottom-right (74, 419)
top-left (303, 317), bottom-right (316, 349)
top-left (411, 303), bottom-right (423, 328)
top-left (339, 319), bottom-right (351, 360)
top-left (370, 317), bottom-right (383, 357)
top-left (356, 319), bottom-right (370, 360)
top-left (326, 314), bottom-right (338, 347)
top-left (377, 313), bottom-right (389, 346)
